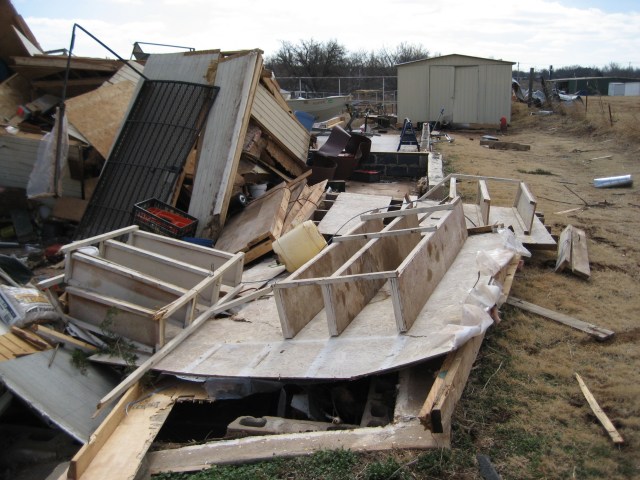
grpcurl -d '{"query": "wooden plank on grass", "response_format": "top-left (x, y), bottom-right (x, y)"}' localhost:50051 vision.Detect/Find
top-left (506, 297), bottom-right (613, 341)
top-left (479, 140), bottom-right (530, 151)
top-left (575, 373), bottom-right (624, 444)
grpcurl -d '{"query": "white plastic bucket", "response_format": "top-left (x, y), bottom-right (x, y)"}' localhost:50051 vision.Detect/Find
top-left (272, 220), bottom-right (327, 272)
top-left (248, 183), bottom-right (268, 198)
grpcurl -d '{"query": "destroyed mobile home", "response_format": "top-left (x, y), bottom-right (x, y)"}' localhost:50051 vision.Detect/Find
top-left (0, 4), bottom-right (625, 480)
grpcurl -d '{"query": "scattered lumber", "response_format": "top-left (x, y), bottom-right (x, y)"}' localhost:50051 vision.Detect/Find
top-left (31, 325), bottom-right (98, 354)
top-left (575, 373), bottom-right (624, 444)
top-left (506, 297), bottom-right (613, 341)
top-left (214, 185), bottom-right (291, 257)
top-left (555, 225), bottom-right (590, 279)
top-left (10, 326), bottom-right (52, 351)
top-left (479, 140), bottom-right (531, 151)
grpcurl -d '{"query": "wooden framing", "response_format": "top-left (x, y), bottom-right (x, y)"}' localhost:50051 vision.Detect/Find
top-left (555, 225), bottom-right (590, 279)
top-left (52, 226), bottom-right (243, 350)
top-left (506, 297), bottom-right (613, 341)
top-left (274, 200), bottom-right (467, 338)
top-left (274, 219), bottom-right (384, 338)
top-left (420, 174), bottom-right (551, 247)
top-left (513, 181), bottom-right (536, 234)
top-left (477, 179), bottom-right (491, 226)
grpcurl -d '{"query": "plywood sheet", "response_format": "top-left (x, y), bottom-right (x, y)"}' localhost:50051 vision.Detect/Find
top-left (66, 80), bottom-right (136, 159)
top-left (189, 51), bottom-right (263, 237)
top-left (215, 186), bottom-right (290, 253)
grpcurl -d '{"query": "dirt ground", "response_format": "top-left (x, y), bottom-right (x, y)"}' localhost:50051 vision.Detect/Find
top-left (433, 96), bottom-right (640, 479)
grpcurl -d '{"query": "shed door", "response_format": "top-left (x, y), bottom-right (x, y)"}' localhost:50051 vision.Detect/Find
top-left (429, 66), bottom-right (454, 122)
top-left (453, 66), bottom-right (479, 124)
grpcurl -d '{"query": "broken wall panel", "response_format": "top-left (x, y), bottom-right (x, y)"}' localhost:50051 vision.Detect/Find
top-left (189, 51), bottom-right (263, 238)
top-left (251, 83), bottom-right (310, 166)
top-left (75, 80), bottom-right (219, 239)
top-left (0, 130), bottom-right (85, 197)
top-left (0, 349), bottom-right (117, 443)
top-left (155, 233), bottom-right (500, 380)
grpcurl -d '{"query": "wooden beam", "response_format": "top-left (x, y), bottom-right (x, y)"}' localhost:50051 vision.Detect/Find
top-left (147, 419), bottom-right (446, 474)
top-left (68, 383), bottom-right (142, 480)
top-left (477, 179), bottom-right (490, 226)
top-left (60, 226), bottom-right (139, 254)
top-left (506, 297), bottom-right (614, 341)
top-left (360, 201), bottom-right (456, 221)
top-left (575, 373), bottom-right (624, 444)
top-left (10, 326), bottom-right (52, 351)
top-left (479, 140), bottom-right (531, 151)
top-left (331, 226), bottom-right (437, 242)
top-left (31, 325), bottom-right (98, 354)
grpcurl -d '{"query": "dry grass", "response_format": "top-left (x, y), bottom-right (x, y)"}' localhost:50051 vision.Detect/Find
top-left (512, 96), bottom-right (640, 150)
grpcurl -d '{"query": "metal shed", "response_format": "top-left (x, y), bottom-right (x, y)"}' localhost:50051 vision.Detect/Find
top-left (397, 54), bottom-right (515, 126)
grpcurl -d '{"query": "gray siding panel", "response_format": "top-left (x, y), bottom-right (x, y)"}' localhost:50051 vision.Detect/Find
top-left (398, 63), bottom-right (428, 123)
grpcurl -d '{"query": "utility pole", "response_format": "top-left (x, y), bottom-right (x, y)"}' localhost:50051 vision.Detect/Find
top-left (528, 68), bottom-right (534, 106)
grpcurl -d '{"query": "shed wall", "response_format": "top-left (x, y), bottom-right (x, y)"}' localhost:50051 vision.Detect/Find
top-left (398, 57), bottom-right (512, 125)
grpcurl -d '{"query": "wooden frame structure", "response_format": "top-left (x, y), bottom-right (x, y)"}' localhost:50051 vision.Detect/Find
top-left (273, 198), bottom-right (467, 338)
top-left (53, 226), bottom-right (243, 350)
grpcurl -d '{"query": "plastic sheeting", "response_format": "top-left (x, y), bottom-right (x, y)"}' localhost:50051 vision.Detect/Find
top-left (27, 108), bottom-right (68, 199)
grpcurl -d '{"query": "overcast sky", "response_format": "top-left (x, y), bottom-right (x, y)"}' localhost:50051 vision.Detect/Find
top-left (14, 0), bottom-right (640, 71)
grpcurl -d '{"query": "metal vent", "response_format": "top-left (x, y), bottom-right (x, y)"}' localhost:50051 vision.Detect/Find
top-left (75, 80), bottom-right (219, 239)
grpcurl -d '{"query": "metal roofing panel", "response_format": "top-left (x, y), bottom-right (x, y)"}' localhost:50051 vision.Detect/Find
top-left (0, 349), bottom-right (118, 442)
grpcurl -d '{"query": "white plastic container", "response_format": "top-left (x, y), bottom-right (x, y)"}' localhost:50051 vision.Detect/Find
top-left (272, 220), bottom-right (327, 272)
top-left (248, 183), bottom-right (267, 198)
top-left (593, 175), bottom-right (633, 188)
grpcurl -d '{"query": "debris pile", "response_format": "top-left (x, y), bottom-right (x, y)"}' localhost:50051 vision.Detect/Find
top-left (1, 2), bottom-right (623, 479)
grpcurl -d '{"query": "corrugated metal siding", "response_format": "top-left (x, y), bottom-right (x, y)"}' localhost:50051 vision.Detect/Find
top-left (478, 64), bottom-right (512, 123)
top-left (251, 84), bottom-right (310, 161)
top-left (398, 62), bottom-right (429, 124)
top-left (429, 67), bottom-right (454, 122)
top-left (398, 55), bottom-right (513, 124)
top-left (453, 67), bottom-right (479, 123)
top-left (0, 131), bottom-right (83, 197)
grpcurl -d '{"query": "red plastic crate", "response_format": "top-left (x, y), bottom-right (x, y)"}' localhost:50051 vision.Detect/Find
top-left (133, 198), bottom-right (198, 238)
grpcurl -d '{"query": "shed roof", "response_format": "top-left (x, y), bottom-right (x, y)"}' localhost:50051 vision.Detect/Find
top-left (397, 53), bottom-right (515, 68)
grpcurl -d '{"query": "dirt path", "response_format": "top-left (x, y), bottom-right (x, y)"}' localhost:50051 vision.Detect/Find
top-left (437, 99), bottom-right (640, 479)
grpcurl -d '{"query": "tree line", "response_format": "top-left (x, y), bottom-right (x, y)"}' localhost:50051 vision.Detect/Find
top-left (265, 39), bottom-right (432, 96)
top-left (266, 39), bottom-right (640, 96)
